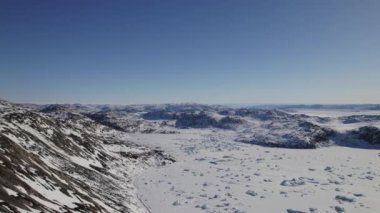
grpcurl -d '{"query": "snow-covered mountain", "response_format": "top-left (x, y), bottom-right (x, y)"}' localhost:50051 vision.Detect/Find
top-left (1, 99), bottom-right (380, 212)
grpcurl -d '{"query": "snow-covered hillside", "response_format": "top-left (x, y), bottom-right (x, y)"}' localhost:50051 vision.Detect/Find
top-left (0, 100), bottom-right (174, 213)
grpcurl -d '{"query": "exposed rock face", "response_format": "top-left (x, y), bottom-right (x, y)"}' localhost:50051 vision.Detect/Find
top-left (0, 135), bottom-right (105, 212)
top-left (175, 112), bottom-right (218, 128)
top-left (86, 111), bottom-right (161, 133)
top-left (175, 112), bottom-right (246, 130)
top-left (235, 109), bottom-right (290, 121)
top-left (237, 119), bottom-right (335, 149)
top-left (217, 116), bottom-right (245, 129)
top-left (142, 110), bottom-right (177, 120)
top-left (356, 126), bottom-right (380, 144)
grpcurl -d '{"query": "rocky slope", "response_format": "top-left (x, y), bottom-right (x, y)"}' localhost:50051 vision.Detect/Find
top-left (0, 100), bottom-right (173, 213)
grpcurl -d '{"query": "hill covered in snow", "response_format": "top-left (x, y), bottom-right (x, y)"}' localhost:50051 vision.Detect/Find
top-left (0, 100), bottom-right (174, 212)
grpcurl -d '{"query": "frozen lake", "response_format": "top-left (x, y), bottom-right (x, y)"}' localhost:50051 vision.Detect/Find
top-left (132, 129), bottom-right (380, 213)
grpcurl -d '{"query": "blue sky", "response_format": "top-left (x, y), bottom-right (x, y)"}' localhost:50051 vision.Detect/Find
top-left (1, 0), bottom-right (379, 104)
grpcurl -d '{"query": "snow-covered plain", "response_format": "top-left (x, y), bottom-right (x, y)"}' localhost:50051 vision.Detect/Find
top-left (133, 112), bottom-right (380, 213)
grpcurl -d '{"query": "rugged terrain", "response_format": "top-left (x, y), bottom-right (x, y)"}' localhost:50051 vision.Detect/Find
top-left (0, 100), bottom-right (174, 213)
top-left (1, 99), bottom-right (380, 212)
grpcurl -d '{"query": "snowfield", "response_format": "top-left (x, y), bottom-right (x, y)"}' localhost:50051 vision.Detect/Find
top-left (133, 129), bottom-right (380, 213)
top-left (130, 108), bottom-right (380, 213)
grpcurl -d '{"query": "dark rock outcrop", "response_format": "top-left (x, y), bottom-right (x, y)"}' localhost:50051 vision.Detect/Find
top-left (175, 112), bottom-right (218, 128)
top-left (356, 126), bottom-right (380, 144)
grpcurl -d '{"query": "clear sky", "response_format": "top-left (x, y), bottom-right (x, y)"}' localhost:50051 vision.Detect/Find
top-left (1, 0), bottom-right (379, 104)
